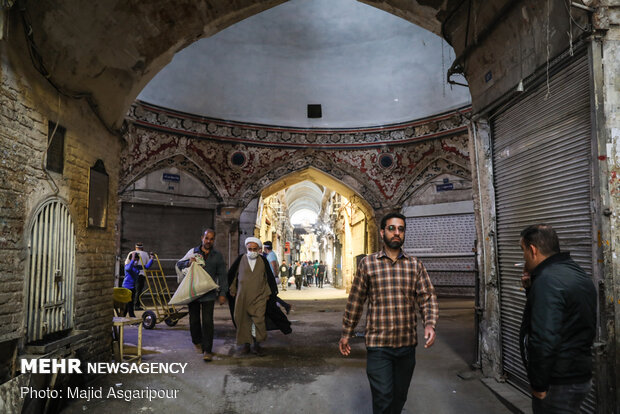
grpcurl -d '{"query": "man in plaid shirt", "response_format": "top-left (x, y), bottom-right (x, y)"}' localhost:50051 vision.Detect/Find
top-left (339, 212), bottom-right (438, 414)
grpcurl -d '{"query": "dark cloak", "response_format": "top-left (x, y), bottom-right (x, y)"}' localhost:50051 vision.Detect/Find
top-left (227, 254), bottom-right (292, 335)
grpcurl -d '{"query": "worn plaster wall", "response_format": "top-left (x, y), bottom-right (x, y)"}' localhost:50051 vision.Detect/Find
top-left (599, 21), bottom-right (620, 409)
top-left (0, 14), bottom-right (121, 362)
top-left (467, 120), bottom-right (502, 378)
top-left (445, 0), bottom-right (590, 113)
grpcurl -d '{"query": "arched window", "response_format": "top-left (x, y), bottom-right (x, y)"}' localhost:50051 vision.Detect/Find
top-left (26, 199), bottom-right (76, 342)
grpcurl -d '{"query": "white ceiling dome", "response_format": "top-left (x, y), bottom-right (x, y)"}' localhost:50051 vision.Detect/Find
top-left (138, 0), bottom-right (471, 128)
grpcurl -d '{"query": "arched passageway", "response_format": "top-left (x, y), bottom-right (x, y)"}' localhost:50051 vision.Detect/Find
top-left (243, 167), bottom-right (377, 291)
top-left (1, 1), bottom-right (618, 412)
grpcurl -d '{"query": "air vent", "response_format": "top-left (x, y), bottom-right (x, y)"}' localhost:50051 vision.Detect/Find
top-left (307, 104), bottom-right (322, 118)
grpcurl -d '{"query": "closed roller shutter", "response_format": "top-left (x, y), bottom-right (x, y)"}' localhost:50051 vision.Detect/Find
top-left (404, 214), bottom-right (476, 296)
top-left (492, 53), bottom-right (596, 412)
top-left (121, 203), bottom-right (214, 295)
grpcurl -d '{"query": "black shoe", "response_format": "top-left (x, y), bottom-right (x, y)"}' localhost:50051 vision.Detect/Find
top-left (234, 344), bottom-right (251, 357)
top-left (134, 306), bottom-right (143, 311)
top-left (251, 343), bottom-right (265, 357)
top-left (285, 305), bottom-right (291, 315)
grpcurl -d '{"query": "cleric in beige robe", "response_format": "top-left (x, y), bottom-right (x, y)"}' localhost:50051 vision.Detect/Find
top-left (229, 237), bottom-right (272, 355)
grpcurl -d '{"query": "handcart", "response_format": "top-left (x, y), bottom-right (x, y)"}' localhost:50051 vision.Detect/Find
top-left (138, 254), bottom-right (188, 329)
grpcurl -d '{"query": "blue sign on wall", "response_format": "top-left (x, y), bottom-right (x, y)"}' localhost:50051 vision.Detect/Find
top-left (163, 173), bottom-right (180, 183)
top-left (436, 183), bottom-right (454, 192)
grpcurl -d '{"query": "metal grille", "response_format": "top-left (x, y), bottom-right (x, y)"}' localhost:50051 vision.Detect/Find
top-left (26, 199), bottom-right (76, 342)
top-left (492, 53), bottom-right (596, 412)
top-left (404, 214), bottom-right (476, 296)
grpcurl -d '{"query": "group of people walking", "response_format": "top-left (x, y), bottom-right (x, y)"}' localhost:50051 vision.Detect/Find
top-left (174, 232), bottom-right (292, 361)
top-left (279, 259), bottom-right (328, 290)
top-left (123, 211), bottom-right (597, 414)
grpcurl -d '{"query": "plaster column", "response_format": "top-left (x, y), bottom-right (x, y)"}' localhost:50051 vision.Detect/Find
top-left (591, 10), bottom-right (620, 409)
top-left (467, 119), bottom-right (503, 379)
top-left (214, 206), bottom-right (243, 268)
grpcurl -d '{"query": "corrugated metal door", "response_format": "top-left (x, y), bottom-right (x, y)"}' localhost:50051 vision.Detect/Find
top-left (492, 53), bottom-right (595, 411)
top-left (404, 214), bottom-right (476, 296)
top-left (121, 203), bottom-right (214, 292)
top-left (26, 199), bottom-right (76, 342)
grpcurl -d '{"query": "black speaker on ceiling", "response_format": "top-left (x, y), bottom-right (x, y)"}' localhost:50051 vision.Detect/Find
top-left (307, 104), bottom-right (322, 118)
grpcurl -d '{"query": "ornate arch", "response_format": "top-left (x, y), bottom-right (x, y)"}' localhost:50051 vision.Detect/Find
top-left (239, 153), bottom-right (383, 215)
top-left (396, 156), bottom-right (472, 205)
top-left (120, 154), bottom-right (224, 201)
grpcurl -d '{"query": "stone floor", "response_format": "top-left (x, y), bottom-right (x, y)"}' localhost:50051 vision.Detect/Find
top-left (60, 286), bottom-right (515, 414)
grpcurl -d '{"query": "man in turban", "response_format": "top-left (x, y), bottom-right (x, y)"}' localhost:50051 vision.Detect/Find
top-left (229, 237), bottom-right (273, 356)
top-left (227, 237), bottom-right (292, 356)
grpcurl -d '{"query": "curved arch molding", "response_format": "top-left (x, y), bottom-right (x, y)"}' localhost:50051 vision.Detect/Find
top-left (129, 102), bottom-right (470, 149)
top-left (122, 110), bottom-right (471, 209)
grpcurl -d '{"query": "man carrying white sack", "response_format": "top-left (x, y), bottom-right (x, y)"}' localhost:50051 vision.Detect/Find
top-left (176, 229), bottom-right (228, 362)
top-left (229, 237), bottom-right (273, 356)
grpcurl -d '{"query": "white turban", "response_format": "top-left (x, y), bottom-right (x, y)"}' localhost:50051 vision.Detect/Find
top-left (244, 237), bottom-right (262, 248)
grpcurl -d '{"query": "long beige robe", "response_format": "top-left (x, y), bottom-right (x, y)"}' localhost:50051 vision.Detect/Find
top-left (230, 256), bottom-right (271, 344)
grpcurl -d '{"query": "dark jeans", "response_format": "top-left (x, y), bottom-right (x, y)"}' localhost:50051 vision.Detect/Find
top-left (134, 274), bottom-right (145, 307)
top-left (532, 381), bottom-right (591, 414)
top-left (123, 287), bottom-right (136, 317)
top-left (366, 346), bottom-right (416, 414)
top-left (317, 274), bottom-right (324, 288)
top-left (188, 300), bottom-right (215, 353)
top-left (295, 276), bottom-right (303, 290)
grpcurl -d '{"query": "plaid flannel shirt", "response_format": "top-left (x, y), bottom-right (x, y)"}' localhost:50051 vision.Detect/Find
top-left (342, 249), bottom-right (438, 348)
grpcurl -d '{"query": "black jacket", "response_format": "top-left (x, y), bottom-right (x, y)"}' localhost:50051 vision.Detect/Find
top-left (227, 254), bottom-right (292, 335)
top-left (519, 252), bottom-right (596, 392)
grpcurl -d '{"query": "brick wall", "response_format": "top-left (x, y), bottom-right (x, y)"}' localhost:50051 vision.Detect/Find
top-left (0, 22), bottom-right (121, 362)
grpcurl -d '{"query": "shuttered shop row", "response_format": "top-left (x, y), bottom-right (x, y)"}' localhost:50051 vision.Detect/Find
top-left (491, 52), bottom-right (596, 412)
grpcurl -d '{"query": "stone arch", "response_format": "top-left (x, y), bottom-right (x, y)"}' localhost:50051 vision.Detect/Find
top-left (259, 166), bottom-right (376, 221)
top-left (396, 155), bottom-right (471, 206)
top-left (245, 164), bottom-right (380, 253)
top-left (239, 154), bottom-right (383, 215)
top-left (120, 154), bottom-right (224, 202)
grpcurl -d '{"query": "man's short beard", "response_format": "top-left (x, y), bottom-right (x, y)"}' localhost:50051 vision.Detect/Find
top-left (383, 234), bottom-right (403, 249)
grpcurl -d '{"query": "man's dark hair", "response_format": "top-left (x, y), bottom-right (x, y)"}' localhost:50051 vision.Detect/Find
top-left (380, 212), bottom-right (406, 230)
top-left (203, 228), bottom-right (216, 236)
top-left (520, 224), bottom-right (560, 256)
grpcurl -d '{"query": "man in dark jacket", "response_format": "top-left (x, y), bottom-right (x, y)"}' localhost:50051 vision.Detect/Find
top-left (519, 224), bottom-right (596, 413)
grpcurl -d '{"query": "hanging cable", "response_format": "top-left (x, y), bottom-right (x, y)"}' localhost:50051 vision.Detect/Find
top-left (18, 2), bottom-right (121, 137)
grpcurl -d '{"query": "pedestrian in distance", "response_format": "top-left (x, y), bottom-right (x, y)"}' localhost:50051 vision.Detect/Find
top-left (124, 242), bottom-right (150, 310)
top-left (122, 252), bottom-right (153, 317)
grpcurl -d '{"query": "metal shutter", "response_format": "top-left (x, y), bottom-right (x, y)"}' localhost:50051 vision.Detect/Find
top-left (121, 203), bottom-right (214, 293)
top-left (404, 214), bottom-right (476, 296)
top-left (492, 53), bottom-right (595, 411)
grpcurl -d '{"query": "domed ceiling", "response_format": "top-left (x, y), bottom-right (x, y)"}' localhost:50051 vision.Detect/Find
top-left (138, 0), bottom-right (471, 128)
